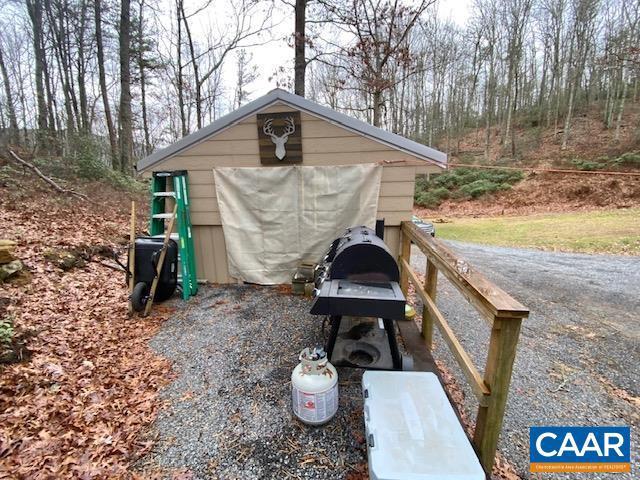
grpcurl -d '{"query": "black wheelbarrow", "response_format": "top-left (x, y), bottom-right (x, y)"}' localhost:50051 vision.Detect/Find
top-left (126, 236), bottom-right (178, 312)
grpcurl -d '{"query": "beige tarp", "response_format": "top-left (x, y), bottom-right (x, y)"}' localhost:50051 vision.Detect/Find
top-left (214, 164), bottom-right (382, 284)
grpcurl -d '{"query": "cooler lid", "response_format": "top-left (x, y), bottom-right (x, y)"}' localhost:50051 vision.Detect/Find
top-left (362, 371), bottom-right (485, 480)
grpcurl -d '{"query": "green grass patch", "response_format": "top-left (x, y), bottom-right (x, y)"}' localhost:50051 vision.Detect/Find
top-left (414, 167), bottom-right (524, 208)
top-left (434, 208), bottom-right (640, 255)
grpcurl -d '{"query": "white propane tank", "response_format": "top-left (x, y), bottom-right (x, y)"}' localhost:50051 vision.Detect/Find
top-left (291, 347), bottom-right (339, 425)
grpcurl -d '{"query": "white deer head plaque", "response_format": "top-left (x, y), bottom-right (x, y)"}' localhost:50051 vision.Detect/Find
top-left (263, 117), bottom-right (295, 160)
top-left (257, 112), bottom-right (302, 164)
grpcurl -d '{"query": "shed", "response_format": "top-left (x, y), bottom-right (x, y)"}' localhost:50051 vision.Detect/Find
top-left (137, 89), bottom-right (446, 284)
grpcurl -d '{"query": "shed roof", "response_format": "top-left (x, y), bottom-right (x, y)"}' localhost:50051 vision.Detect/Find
top-left (137, 88), bottom-right (447, 172)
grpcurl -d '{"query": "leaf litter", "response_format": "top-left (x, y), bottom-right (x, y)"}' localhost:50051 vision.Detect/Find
top-left (0, 178), bottom-right (173, 478)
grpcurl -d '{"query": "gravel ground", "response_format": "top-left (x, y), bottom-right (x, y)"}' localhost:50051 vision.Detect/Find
top-left (138, 243), bottom-right (638, 479)
top-left (137, 285), bottom-right (369, 479)
top-left (411, 241), bottom-right (640, 480)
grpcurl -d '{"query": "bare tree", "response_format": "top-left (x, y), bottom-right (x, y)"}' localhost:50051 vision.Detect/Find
top-left (294, 0), bottom-right (307, 96)
top-left (561, 0), bottom-right (599, 149)
top-left (319, 0), bottom-right (435, 126)
top-left (234, 49), bottom-right (258, 108)
top-left (176, 0), bottom-right (273, 132)
top-left (0, 38), bottom-right (19, 144)
top-left (119, 0), bottom-right (134, 171)
top-left (25, 0), bottom-right (48, 141)
top-left (502, 0), bottom-right (533, 156)
top-left (95, 0), bottom-right (118, 163)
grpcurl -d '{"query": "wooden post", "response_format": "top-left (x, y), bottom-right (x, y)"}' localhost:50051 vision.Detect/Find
top-left (143, 205), bottom-right (178, 317)
top-left (421, 258), bottom-right (438, 350)
top-left (399, 227), bottom-right (411, 295)
top-left (473, 316), bottom-right (523, 471)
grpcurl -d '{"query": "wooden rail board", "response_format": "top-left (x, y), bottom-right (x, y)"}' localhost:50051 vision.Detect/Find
top-left (400, 257), bottom-right (490, 406)
top-left (401, 221), bottom-right (529, 321)
top-left (399, 220), bottom-right (529, 473)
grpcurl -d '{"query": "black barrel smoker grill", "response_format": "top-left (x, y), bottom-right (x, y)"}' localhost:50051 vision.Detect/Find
top-left (127, 237), bottom-right (178, 311)
top-left (310, 226), bottom-right (412, 371)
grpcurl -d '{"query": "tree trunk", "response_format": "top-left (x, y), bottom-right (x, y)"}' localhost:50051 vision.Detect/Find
top-left (95, 0), bottom-right (118, 165)
top-left (0, 43), bottom-right (19, 144)
top-left (294, 0), bottom-right (307, 96)
top-left (119, 0), bottom-right (133, 173)
top-left (511, 68), bottom-right (519, 158)
top-left (372, 90), bottom-right (383, 127)
top-left (176, 0), bottom-right (187, 137)
top-left (43, 45), bottom-right (57, 135)
top-left (614, 68), bottom-right (627, 142)
top-left (561, 78), bottom-right (576, 150)
top-left (138, 2), bottom-right (151, 155)
top-left (45, 0), bottom-right (76, 136)
top-left (25, 0), bottom-right (48, 143)
top-left (180, 2), bottom-right (202, 129)
top-left (77, 0), bottom-right (89, 134)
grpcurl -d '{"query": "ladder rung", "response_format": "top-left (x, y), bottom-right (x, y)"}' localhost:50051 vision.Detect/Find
top-left (153, 233), bottom-right (179, 241)
top-left (153, 192), bottom-right (176, 197)
top-left (152, 213), bottom-right (175, 220)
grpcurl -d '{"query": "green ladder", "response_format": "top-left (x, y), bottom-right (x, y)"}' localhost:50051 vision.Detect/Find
top-left (150, 170), bottom-right (198, 300)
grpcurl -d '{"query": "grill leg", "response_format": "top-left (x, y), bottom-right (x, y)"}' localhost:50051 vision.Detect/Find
top-left (383, 318), bottom-right (402, 370)
top-left (325, 315), bottom-right (341, 362)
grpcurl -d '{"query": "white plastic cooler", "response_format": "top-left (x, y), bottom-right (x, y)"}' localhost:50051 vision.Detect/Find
top-left (362, 371), bottom-right (485, 480)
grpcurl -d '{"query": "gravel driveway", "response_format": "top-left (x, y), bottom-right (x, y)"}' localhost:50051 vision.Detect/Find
top-left (411, 241), bottom-right (639, 480)
top-left (138, 243), bottom-right (638, 479)
top-left (137, 286), bottom-right (369, 479)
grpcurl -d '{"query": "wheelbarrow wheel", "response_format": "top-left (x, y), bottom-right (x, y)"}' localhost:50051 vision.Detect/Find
top-left (131, 282), bottom-right (149, 312)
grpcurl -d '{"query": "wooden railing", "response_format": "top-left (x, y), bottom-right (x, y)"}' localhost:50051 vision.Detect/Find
top-left (399, 221), bottom-right (529, 472)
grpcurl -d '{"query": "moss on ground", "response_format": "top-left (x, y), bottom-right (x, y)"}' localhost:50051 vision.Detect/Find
top-left (415, 167), bottom-right (524, 208)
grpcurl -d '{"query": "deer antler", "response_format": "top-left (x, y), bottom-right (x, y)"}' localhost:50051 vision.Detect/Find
top-left (282, 117), bottom-right (296, 137)
top-left (263, 118), bottom-right (275, 136)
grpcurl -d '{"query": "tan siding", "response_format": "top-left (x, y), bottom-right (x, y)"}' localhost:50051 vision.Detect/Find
top-left (186, 139), bottom-right (260, 156)
top-left (381, 166), bottom-right (417, 181)
top-left (189, 183), bottom-right (216, 197)
top-left (380, 181), bottom-right (414, 197)
top-left (146, 103), bottom-right (442, 282)
top-left (378, 196), bottom-right (414, 212)
top-left (159, 152), bottom-right (428, 170)
top-left (188, 181), bottom-right (415, 224)
top-left (303, 136), bottom-right (402, 154)
top-left (191, 225), bottom-right (234, 282)
top-left (377, 211), bottom-right (412, 226)
top-left (301, 120), bottom-right (361, 138)
top-left (173, 167), bottom-right (425, 188)
top-left (191, 211), bottom-right (221, 225)
top-left (190, 197), bottom-right (219, 212)
top-left (256, 103), bottom-right (294, 114)
top-left (185, 171), bottom-right (215, 185)
top-left (160, 155), bottom-right (257, 170)
top-left (214, 124), bottom-right (257, 141)
top-left (383, 226), bottom-right (401, 259)
top-left (211, 119), bottom-right (357, 140)
top-left (193, 226), bottom-right (215, 281)
top-left (212, 227), bottom-right (231, 282)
